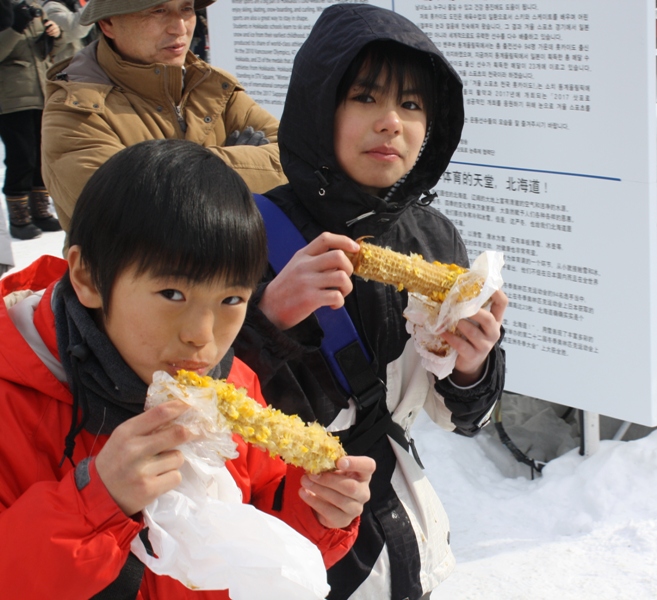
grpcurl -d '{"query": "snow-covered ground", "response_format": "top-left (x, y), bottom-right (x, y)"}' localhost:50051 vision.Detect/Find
top-left (2, 150), bottom-right (656, 599)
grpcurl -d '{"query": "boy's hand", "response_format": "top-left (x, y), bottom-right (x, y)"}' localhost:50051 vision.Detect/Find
top-left (444, 289), bottom-right (508, 386)
top-left (299, 456), bottom-right (376, 529)
top-left (259, 232), bottom-right (361, 330)
top-left (95, 400), bottom-right (193, 517)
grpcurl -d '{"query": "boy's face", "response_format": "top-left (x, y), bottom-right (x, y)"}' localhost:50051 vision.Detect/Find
top-left (334, 70), bottom-right (427, 196)
top-left (70, 250), bottom-right (251, 384)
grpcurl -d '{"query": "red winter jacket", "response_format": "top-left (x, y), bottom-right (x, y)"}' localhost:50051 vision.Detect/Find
top-left (0, 257), bottom-right (357, 599)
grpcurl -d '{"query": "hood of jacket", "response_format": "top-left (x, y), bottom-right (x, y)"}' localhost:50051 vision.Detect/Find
top-left (0, 256), bottom-right (71, 403)
top-left (278, 4), bottom-right (464, 235)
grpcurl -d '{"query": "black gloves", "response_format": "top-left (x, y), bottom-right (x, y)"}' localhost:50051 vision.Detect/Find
top-left (0, 0), bottom-right (13, 31)
top-left (225, 126), bottom-right (270, 147)
top-left (11, 1), bottom-right (35, 33)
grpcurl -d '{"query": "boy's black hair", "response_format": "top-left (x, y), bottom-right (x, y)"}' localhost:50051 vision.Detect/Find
top-left (67, 139), bottom-right (267, 314)
top-left (335, 40), bottom-right (438, 127)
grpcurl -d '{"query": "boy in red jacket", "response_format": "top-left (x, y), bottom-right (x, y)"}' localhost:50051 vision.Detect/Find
top-left (0, 139), bottom-right (375, 599)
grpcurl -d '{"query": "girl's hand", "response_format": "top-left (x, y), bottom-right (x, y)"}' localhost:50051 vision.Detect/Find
top-left (444, 289), bottom-right (508, 386)
top-left (259, 232), bottom-right (360, 330)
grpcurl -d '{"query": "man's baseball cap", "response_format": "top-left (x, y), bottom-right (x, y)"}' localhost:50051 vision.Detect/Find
top-left (80, 0), bottom-right (216, 26)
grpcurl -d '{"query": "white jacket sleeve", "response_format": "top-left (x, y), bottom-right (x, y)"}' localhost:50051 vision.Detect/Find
top-left (42, 2), bottom-right (92, 38)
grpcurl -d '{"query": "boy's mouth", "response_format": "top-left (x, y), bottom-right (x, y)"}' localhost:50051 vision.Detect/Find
top-left (169, 360), bottom-right (210, 375)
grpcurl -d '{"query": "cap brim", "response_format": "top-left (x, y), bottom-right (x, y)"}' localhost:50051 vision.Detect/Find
top-left (80, 0), bottom-right (216, 26)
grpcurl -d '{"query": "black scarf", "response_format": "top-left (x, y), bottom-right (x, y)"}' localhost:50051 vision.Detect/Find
top-left (52, 277), bottom-right (227, 466)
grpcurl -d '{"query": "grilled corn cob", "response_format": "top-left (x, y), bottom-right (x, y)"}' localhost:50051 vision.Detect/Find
top-left (346, 238), bottom-right (482, 303)
top-left (175, 370), bottom-right (346, 474)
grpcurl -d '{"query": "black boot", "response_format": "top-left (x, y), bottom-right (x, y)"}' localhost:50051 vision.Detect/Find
top-left (6, 195), bottom-right (42, 240)
top-left (29, 188), bottom-right (61, 232)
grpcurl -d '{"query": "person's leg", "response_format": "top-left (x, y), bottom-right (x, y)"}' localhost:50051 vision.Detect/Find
top-left (28, 109), bottom-right (61, 232)
top-left (0, 110), bottom-right (42, 239)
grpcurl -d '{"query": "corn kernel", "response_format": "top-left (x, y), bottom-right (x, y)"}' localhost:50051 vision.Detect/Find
top-left (175, 370), bottom-right (346, 474)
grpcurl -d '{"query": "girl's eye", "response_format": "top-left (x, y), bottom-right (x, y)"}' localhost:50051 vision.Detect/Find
top-left (352, 93), bottom-right (374, 104)
top-left (160, 289), bottom-right (184, 301)
top-left (402, 100), bottom-right (422, 111)
top-left (223, 295), bottom-right (244, 306)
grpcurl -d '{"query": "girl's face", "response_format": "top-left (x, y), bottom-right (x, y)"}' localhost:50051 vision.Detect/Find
top-left (71, 248), bottom-right (251, 384)
top-left (333, 69), bottom-right (427, 197)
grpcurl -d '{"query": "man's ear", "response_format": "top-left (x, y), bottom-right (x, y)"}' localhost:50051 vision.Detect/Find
top-left (68, 245), bottom-right (103, 309)
top-left (97, 18), bottom-right (115, 40)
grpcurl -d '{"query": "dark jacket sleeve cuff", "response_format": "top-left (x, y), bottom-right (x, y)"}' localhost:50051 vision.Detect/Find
top-left (434, 332), bottom-right (506, 436)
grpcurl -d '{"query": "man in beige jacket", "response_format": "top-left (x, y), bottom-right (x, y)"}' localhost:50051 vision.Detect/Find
top-left (42, 0), bottom-right (286, 233)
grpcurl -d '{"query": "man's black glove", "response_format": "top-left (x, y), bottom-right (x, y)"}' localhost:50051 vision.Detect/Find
top-left (0, 0), bottom-right (13, 31)
top-left (225, 126), bottom-right (270, 147)
top-left (11, 1), bottom-right (34, 33)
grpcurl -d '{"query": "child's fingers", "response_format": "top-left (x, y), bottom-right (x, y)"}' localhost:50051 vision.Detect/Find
top-left (455, 308), bottom-right (500, 345)
top-left (334, 456), bottom-right (377, 482)
top-left (298, 456), bottom-right (374, 528)
top-left (305, 232), bottom-right (360, 256)
top-left (96, 429), bottom-right (189, 516)
top-left (122, 400), bottom-right (190, 437)
top-left (307, 268), bottom-right (353, 295)
top-left (149, 469), bottom-right (184, 498)
top-left (139, 421), bottom-right (194, 458)
top-left (141, 448), bottom-right (186, 478)
top-left (488, 289), bottom-right (508, 322)
top-left (299, 487), bottom-right (362, 529)
top-left (308, 248), bottom-right (356, 277)
top-left (301, 473), bottom-right (355, 502)
top-left (261, 241), bottom-right (358, 329)
top-left (300, 457), bottom-right (374, 508)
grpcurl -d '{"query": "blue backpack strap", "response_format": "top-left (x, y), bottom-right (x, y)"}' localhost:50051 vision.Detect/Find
top-left (253, 194), bottom-right (385, 408)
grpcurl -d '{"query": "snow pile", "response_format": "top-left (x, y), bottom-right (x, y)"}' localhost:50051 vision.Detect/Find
top-left (413, 411), bottom-right (657, 599)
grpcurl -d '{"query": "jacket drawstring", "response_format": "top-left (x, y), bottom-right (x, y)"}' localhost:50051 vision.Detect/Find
top-left (418, 190), bottom-right (437, 206)
top-left (59, 342), bottom-right (91, 468)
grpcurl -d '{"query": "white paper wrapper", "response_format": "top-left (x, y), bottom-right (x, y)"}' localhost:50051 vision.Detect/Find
top-left (130, 371), bottom-right (330, 599)
top-left (404, 250), bottom-right (504, 380)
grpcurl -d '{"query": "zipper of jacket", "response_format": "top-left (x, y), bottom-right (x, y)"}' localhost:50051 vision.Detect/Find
top-left (174, 104), bottom-right (187, 133)
top-left (171, 66), bottom-right (212, 135)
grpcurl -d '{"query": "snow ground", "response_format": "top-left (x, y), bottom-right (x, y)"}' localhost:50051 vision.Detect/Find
top-left (2, 147), bottom-right (656, 599)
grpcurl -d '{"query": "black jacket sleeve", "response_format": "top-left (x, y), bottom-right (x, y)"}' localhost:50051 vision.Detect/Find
top-left (234, 282), bottom-right (324, 387)
top-left (433, 330), bottom-right (506, 437)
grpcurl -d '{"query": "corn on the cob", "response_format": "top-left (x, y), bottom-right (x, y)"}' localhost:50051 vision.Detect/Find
top-left (174, 370), bottom-right (346, 474)
top-left (346, 238), bottom-right (482, 303)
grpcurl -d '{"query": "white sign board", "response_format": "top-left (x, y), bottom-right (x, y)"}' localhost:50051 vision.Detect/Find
top-left (207, 1), bottom-right (657, 426)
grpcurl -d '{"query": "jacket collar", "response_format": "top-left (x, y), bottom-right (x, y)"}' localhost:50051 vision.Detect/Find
top-left (56, 35), bottom-right (213, 107)
top-left (95, 35), bottom-right (208, 106)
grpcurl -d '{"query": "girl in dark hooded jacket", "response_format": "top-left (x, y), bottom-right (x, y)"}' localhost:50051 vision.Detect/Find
top-left (234, 4), bottom-right (508, 599)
